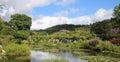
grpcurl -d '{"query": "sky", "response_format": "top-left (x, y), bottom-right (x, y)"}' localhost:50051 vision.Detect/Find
top-left (0, 0), bottom-right (120, 30)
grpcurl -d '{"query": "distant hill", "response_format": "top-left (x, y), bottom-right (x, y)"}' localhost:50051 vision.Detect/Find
top-left (39, 24), bottom-right (89, 34)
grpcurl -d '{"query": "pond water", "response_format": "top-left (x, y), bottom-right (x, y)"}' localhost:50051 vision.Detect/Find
top-left (31, 50), bottom-right (88, 62)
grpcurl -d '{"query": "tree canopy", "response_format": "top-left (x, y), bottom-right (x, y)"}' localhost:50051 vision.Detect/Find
top-left (113, 4), bottom-right (120, 18)
top-left (9, 14), bottom-right (32, 30)
top-left (90, 4), bottom-right (120, 40)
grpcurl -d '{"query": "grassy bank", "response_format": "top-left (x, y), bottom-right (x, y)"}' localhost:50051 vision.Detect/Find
top-left (41, 58), bottom-right (69, 62)
top-left (0, 43), bottom-right (30, 61)
top-left (0, 56), bottom-right (30, 62)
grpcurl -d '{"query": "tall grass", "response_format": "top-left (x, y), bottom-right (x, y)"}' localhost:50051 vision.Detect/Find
top-left (41, 58), bottom-right (69, 62)
top-left (3, 43), bottom-right (30, 57)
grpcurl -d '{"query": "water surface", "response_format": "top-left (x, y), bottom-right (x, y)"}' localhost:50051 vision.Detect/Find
top-left (31, 50), bottom-right (88, 62)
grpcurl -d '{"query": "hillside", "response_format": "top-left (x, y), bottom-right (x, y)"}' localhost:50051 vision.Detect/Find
top-left (36, 24), bottom-right (89, 34)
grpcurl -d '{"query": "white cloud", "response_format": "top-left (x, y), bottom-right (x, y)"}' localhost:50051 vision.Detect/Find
top-left (70, 8), bottom-right (80, 13)
top-left (31, 16), bottom-right (67, 30)
top-left (55, 0), bottom-right (76, 6)
top-left (1, 0), bottom-right (56, 12)
top-left (31, 8), bottom-right (113, 30)
top-left (0, 0), bottom-right (76, 21)
top-left (54, 8), bottom-right (80, 17)
top-left (92, 8), bottom-right (113, 22)
top-left (54, 10), bottom-right (69, 17)
top-left (0, 0), bottom-right (56, 17)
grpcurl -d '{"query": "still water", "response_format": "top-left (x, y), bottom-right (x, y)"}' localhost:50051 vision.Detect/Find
top-left (31, 50), bottom-right (88, 62)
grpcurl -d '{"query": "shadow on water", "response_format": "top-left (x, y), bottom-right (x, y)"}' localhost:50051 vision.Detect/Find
top-left (31, 50), bottom-right (88, 62)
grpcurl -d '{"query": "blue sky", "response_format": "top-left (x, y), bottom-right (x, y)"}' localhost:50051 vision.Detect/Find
top-left (0, 0), bottom-right (120, 30)
top-left (30, 0), bottom-right (120, 18)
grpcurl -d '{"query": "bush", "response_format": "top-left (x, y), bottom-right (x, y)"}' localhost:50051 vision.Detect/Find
top-left (111, 37), bottom-right (120, 45)
top-left (88, 39), bottom-right (100, 47)
top-left (80, 38), bottom-right (100, 49)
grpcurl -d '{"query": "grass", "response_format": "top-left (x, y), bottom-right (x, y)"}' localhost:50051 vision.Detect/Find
top-left (41, 58), bottom-right (69, 62)
top-left (79, 55), bottom-right (120, 62)
top-left (0, 56), bottom-right (30, 62)
top-left (3, 43), bottom-right (30, 57)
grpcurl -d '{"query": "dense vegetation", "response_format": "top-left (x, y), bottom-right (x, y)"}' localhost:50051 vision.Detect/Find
top-left (0, 4), bottom-right (120, 62)
top-left (42, 58), bottom-right (69, 62)
top-left (91, 4), bottom-right (120, 40)
top-left (0, 14), bottom-right (31, 61)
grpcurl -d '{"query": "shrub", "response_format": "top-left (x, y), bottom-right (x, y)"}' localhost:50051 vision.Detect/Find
top-left (88, 38), bottom-right (100, 47)
top-left (111, 37), bottom-right (120, 45)
top-left (80, 38), bottom-right (100, 49)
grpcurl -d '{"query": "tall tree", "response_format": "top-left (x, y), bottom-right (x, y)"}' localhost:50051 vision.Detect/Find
top-left (9, 14), bottom-right (32, 30)
top-left (113, 4), bottom-right (120, 18)
top-left (113, 4), bottom-right (120, 28)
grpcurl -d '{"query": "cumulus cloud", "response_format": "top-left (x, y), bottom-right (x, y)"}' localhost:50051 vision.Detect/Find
top-left (0, 0), bottom-right (76, 17)
top-left (0, 0), bottom-right (56, 12)
top-left (0, 0), bottom-right (76, 21)
top-left (31, 8), bottom-right (113, 30)
top-left (92, 8), bottom-right (113, 22)
top-left (0, 0), bottom-right (57, 20)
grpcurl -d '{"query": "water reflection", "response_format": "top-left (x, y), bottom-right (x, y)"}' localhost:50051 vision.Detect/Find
top-left (31, 50), bottom-right (88, 62)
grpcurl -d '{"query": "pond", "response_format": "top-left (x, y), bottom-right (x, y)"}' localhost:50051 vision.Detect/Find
top-left (31, 50), bottom-right (88, 62)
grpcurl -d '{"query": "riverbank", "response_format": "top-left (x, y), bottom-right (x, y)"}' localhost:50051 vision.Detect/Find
top-left (31, 39), bottom-right (120, 62)
top-left (0, 43), bottom-right (30, 62)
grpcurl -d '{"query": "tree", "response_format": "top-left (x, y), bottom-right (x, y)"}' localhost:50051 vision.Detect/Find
top-left (113, 4), bottom-right (120, 28)
top-left (90, 19), bottom-right (113, 40)
top-left (9, 14), bottom-right (32, 30)
top-left (113, 4), bottom-right (120, 18)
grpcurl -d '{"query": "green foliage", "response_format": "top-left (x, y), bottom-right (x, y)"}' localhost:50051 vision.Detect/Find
top-left (9, 14), bottom-right (32, 30)
top-left (113, 4), bottom-right (120, 19)
top-left (42, 58), bottom-right (69, 62)
top-left (80, 55), bottom-right (120, 62)
top-left (0, 56), bottom-right (30, 62)
top-left (42, 24), bottom-right (87, 34)
top-left (91, 4), bottom-right (120, 40)
top-left (80, 38), bottom-right (100, 49)
top-left (3, 43), bottom-right (30, 57)
top-left (13, 30), bottom-right (30, 40)
top-left (0, 17), bottom-right (7, 31)
top-left (91, 20), bottom-right (112, 40)
top-left (96, 41), bottom-right (120, 53)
